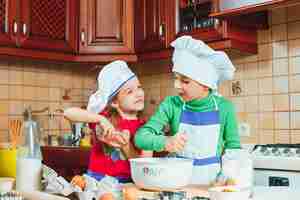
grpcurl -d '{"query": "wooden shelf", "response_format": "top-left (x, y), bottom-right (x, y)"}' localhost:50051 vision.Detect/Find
top-left (210, 0), bottom-right (300, 18)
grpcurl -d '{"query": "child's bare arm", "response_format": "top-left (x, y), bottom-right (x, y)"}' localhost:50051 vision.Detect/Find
top-left (63, 107), bottom-right (114, 132)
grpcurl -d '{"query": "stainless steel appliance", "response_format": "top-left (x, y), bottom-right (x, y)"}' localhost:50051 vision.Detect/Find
top-left (219, 0), bottom-right (272, 11)
top-left (252, 144), bottom-right (300, 187)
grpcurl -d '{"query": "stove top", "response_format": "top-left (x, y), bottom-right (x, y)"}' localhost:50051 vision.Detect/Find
top-left (252, 144), bottom-right (300, 157)
top-left (251, 144), bottom-right (300, 171)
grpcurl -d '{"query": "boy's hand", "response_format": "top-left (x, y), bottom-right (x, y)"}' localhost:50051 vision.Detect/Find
top-left (164, 133), bottom-right (187, 153)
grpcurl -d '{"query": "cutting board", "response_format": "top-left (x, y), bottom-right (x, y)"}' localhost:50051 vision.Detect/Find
top-left (19, 191), bottom-right (70, 200)
top-left (123, 183), bottom-right (210, 200)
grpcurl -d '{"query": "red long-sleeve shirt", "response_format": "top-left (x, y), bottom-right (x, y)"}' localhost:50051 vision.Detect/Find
top-left (88, 112), bottom-right (144, 179)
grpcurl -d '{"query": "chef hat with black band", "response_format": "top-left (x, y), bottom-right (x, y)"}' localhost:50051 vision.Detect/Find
top-left (87, 60), bottom-right (136, 114)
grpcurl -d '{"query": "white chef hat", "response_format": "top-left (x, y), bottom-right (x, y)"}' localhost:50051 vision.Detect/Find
top-left (171, 36), bottom-right (235, 90)
top-left (87, 60), bottom-right (136, 114)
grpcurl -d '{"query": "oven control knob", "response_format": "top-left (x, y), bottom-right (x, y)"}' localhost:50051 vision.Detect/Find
top-left (271, 148), bottom-right (280, 156)
top-left (282, 148), bottom-right (293, 157)
top-left (296, 149), bottom-right (300, 157)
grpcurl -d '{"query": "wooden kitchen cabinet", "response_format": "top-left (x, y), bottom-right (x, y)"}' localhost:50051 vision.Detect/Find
top-left (0, 0), bottom-right (18, 47)
top-left (79, 0), bottom-right (135, 54)
top-left (18, 0), bottom-right (77, 52)
top-left (135, 0), bottom-right (166, 52)
top-left (41, 146), bottom-right (91, 181)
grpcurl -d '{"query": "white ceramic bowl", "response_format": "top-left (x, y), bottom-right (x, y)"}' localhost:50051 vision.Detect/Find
top-left (0, 177), bottom-right (15, 193)
top-left (208, 186), bottom-right (251, 200)
top-left (130, 157), bottom-right (193, 190)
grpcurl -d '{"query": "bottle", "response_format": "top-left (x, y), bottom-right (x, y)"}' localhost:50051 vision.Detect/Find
top-left (16, 107), bottom-right (42, 191)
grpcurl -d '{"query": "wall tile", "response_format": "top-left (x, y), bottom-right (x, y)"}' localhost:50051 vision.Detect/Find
top-left (275, 131), bottom-right (290, 144)
top-left (271, 7), bottom-right (287, 25)
top-left (0, 69), bottom-right (9, 84)
top-left (231, 97), bottom-right (245, 113)
top-left (290, 93), bottom-right (300, 110)
top-left (273, 76), bottom-right (289, 94)
top-left (273, 94), bottom-right (290, 111)
top-left (272, 24), bottom-right (287, 42)
top-left (259, 113), bottom-right (274, 129)
top-left (9, 85), bottom-right (23, 100)
top-left (0, 101), bottom-right (9, 115)
top-left (246, 113), bottom-right (259, 130)
top-left (273, 58), bottom-right (288, 76)
top-left (245, 96), bottom-right (258, 113)
top-left (274, 112), bottom-right (290, 129)
top-left (49, 88), bottom-right (61, 102)
top-left (244, 79), bottom-right (258, 95)
top-left (258, 43), bottom-right (273, 61)
top-left (288, 21), bottom-right (300, 40)
top-left (273, 41), bottom-right (288, 58)
top-left (0, 116), bottom-right (8, 130)
top-left (48, 73), bottom-right (62, 88)
top-left (291, 133), bottom-right (300, 143)
top-left (36, 87), bottom-right (49, 101)
top-left (244, 62), bottom-right (258, 79)
top-left (291, 111), bottom-right (300, 129)
top-left (258, 60), bottom-right (273, 77)
top-left (259, 77), bottom-right (273, 94)
top-left (289, 75), bottom-right (300, 93)
top-left (9, 101), bottom-right (24, 115)
top-left (36, 72), bottom-right (49, 87)
top-left (258, 29), bottom-right (272, 44)
top-left (287, 5), bottom-right (300, 22)
top-left (23, 86), bottom-right (36, 100)
top-left (23, 71), bottom-right (36, 86)
top-left (289, 56), bottom-right (300, 74)
top-left (0, 85), bottom-right (9, 100)
top-left (259, 95), bottom-right (273, 112)
top-left (259, 130), bottom-right (274, 144)
top-left (288, 39), bottom-right (300, 57)
top-left (9, 70), bottom-right (23, 85)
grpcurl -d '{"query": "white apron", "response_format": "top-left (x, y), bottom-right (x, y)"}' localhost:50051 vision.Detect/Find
top-left (176, 97), bottom-right (221, 185)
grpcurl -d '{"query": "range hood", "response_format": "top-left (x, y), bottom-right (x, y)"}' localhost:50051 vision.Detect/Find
top-left (219, 0), bottom-right (273, 11)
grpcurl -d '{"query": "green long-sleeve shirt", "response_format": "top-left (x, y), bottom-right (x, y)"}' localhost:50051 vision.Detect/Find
top-left (135, 93), bottom-right (241, 156)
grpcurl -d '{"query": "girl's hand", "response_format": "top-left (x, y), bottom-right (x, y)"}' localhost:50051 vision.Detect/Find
top-left (164, 133), bottom-right (187, 153)
top-left (98, 130), bottom-right (130, 148)
top-left (99, 117), bottom-right (115, 136)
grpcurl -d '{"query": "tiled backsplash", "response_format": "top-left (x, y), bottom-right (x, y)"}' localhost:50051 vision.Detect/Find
top-left (1, 6), bottom-right (300, 145)
top-left (135, 6), bottom-right (300, 145)
top-left (0, 60), bottom-right (97, 143)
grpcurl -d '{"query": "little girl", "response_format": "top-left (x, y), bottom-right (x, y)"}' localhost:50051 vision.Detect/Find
top-left (75, 60), bottom-right (151, 200)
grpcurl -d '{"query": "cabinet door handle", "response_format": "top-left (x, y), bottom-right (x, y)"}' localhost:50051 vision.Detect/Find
top-left (80, 30), bottom-right (85, 43)
top-left (159, 24), bottom-right (165, 37)
top-left (23, 23), bottom-right (27, 35)
top-left (13, 21), bottom-right (18, 34)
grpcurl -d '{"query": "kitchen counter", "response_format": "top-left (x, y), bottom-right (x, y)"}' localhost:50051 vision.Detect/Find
top-left (14, 186), bottom-right (300, 200)
top-left (252, 186), bottom-right (300, 200)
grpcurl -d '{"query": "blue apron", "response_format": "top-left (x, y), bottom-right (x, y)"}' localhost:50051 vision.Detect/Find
top-left (177, 96), bottom-right (221, 185)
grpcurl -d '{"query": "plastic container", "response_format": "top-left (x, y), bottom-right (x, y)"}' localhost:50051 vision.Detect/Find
top-left (0, 177), bottom-right (15, 193)
top-left (0, 148), bottom-right (17, 178)
top-left (222, 149), bottom-right (253, 189)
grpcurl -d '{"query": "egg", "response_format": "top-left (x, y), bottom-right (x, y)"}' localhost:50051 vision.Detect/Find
top-left (99, 193), bottom-right (115, 200)
top-left (71, 175), bottom-right (86, 190)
